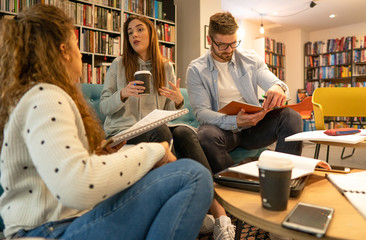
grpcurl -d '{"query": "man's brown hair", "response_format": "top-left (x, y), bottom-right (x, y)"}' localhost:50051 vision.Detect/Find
top-left (208, 11), bottom-right (239, 37)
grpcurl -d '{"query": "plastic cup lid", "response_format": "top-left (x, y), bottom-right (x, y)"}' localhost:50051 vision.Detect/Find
top-left (134, 70), bottom-right (151, 75)
top-left (257, 151), bottom-right (294, 171)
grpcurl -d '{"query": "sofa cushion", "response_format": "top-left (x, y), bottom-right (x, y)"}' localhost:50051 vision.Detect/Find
top-left (80, 83), bottom-right (105, 123)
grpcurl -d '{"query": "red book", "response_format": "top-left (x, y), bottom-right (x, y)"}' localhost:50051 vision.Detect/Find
top-left (87, 64), bottom-right (92, 84)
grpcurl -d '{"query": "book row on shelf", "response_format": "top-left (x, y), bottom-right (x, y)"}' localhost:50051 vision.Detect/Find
top-left (0, 0), bottom-right (120, 13)
top-left (264, 37), bottom-right (285, 55)
top-left (306, 66), bottom-right (351, 80)
top-left (354, 65), bottom-right (366, 76)
top-left (305, 52), bottom-right (352, 67)
top-left (160, 45), bottom-right (175, 63)
top-left (156, 22), bottom-right (175, 43)
top-left (305, 81), bottom-right (366, 95)
top-left (72, 3), bottom-right (121, 32)
top-left (124, 0), bottom-right (163, 20)
top-left (305, 35), bottom-right (366, 55)
top-left (81, 63), bottom-right (111, 84)
top-left (324, 117), bottom-right (365, 130)
top-left (354, 49), bottom-right (366, 63)
top-left (268, 67), bottom-right (284, 81)
top-left (265, 52), bottom-right (284, 67)
top-left (75, 29), bottom-right (121, 56)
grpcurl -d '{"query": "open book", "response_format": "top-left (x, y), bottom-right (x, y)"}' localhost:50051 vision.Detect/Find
top-left (285, 130), bottom-right (366, 144)
top-left (228, 150), bottom-right (328, 180)
top-left (218, 100), bottom-right (303, 115)
top-left (103, 109), bottom-right (188, 148)
top-left (327, 171), bottom-right (366, 219)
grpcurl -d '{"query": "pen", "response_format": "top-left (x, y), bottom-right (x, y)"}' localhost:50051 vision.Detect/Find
top-left (261, 95), bottom-right (291, 101)
top-left (169, 138), bottom-right (173, 151)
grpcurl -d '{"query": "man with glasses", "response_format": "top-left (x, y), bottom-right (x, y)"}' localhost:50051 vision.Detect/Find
top-left (186, 12), bottom-right (303, 239)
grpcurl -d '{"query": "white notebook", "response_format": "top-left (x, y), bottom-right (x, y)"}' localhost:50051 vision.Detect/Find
top-left (285, 130), bottom-right (366, 144)
top-left (327, 171), bottom-right (366, 219)
top-left (103, 108), bottom-right (188, 148)
top-left (228, 150), bottom-right (328, 180)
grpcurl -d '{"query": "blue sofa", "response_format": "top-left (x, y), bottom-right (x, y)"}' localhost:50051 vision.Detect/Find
top-left (80, 83), bottom-right (265, 164)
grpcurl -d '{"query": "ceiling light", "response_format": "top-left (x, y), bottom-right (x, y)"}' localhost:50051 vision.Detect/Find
top-left (329, 14), bottom-right (336, 18)
top-left (259, 14), bottom-right (264, 34)
top-left (260, 24), bottom-right (264, 34)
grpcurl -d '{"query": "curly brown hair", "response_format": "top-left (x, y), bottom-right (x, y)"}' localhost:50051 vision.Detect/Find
top-left (0, 4), bottom-right (104, 152)
top-left (209, 11), bottom-right (239, 37)
top-left (122, 15), bottom-right (166, 91)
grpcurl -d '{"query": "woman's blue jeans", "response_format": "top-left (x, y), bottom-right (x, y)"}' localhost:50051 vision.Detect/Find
top-left (13, 159), bottom-right (213, 240)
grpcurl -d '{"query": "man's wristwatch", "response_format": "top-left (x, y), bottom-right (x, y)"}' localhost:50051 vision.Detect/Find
top-left (277, 84), bottom-right (287, 94)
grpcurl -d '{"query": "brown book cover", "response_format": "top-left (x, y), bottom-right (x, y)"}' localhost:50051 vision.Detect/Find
top-left (218, 101), bottom-right (264, 115)
top-left (219, 100), bottom-right (301, 115)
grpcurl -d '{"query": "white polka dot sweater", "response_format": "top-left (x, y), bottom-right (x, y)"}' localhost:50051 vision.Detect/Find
top-left (0, 83), bottom-right (165, 238)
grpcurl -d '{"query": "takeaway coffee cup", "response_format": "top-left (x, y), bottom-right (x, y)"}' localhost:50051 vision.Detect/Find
top-left (134, 70), bottom-right (151, 95)
top-left (257, 151), bottom-right (294, 211)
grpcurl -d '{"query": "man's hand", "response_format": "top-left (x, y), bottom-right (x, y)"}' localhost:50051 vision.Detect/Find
top-left (236, 108), bottom-right (268, 128)
top-left (262, 84), bottom-right (287, 110)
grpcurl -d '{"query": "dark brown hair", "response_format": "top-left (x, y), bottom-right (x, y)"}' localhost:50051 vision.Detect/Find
top-left (122, 15), bottom-right (166, 91)
top-left (209, 11), bottom-right (239, 37)
top-left (0, 4), bottom-right (104, 152)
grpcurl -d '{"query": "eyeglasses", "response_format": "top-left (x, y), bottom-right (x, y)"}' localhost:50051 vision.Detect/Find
top-left (210, 36), bottom-right (241, 51)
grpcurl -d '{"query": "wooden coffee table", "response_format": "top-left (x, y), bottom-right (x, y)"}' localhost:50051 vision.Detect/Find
top-left (215, 170), bottom-right (366, 240)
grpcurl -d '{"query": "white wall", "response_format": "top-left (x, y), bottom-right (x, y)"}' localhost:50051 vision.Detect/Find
top-left (175, 0), bottom-right (221, 87)
top-left (175, 0), bottom-right (200, 87)
top-left (238, 19), bottom-right (307, 104)
top-left (270, 29), bottom-right (309, 104)
top-left (237, 19), bottom-right (264, 51)
top-left (200, 0), bottom-right (222, 55)
top-left (309, 22), bottom-right (366, 41)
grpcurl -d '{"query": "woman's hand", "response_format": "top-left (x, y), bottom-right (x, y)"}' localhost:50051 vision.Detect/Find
top-left (153, 141), bottom-right (177, 169)
top-left (159, 78), bottom-right (184, 108)
top-left (95, 140), bottom-right (126, 156)
top-left (120, 80), bottom-right (145, 100)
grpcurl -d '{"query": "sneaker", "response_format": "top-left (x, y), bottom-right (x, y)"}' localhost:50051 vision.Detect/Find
top-left (213, 216), bottom-right (236, 240)
top-left (200, 214), bottom-right (215, 234)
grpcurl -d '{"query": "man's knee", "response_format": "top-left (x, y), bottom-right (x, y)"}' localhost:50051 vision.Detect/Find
top-left (281, 108), bottom-right (303, 132)
top-left (197, 125), bottom-right (217, 145)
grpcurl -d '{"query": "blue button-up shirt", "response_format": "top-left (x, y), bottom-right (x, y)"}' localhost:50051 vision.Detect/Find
top-left (186, 49), bottom-right (288, 131)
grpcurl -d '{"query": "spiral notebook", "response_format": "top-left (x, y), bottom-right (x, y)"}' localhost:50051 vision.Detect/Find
top-left (103, 108), bottom-right (189, 148)
top-left (326, 171), bottom-right (366, 219)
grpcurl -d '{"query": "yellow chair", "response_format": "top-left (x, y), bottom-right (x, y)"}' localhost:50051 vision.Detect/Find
top-left (312, 87), bottom-right (366, 162)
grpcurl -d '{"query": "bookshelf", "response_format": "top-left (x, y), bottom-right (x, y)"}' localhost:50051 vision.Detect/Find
top-left (253, 37), bottom-right (286, 99)
top-left (353, 46), bottom-right (366, 87)
top-left (304, 35), bottom-right (366, 95)
top-left (264, 37), bottom-right (285, 81)
top-left (0, 0), bottom-right (176, 85)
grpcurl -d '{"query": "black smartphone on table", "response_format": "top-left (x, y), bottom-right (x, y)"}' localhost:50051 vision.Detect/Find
top-left (315, 165), bottom-right (351, 173)
top-left (282, 202), bottom-right (334, 238)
